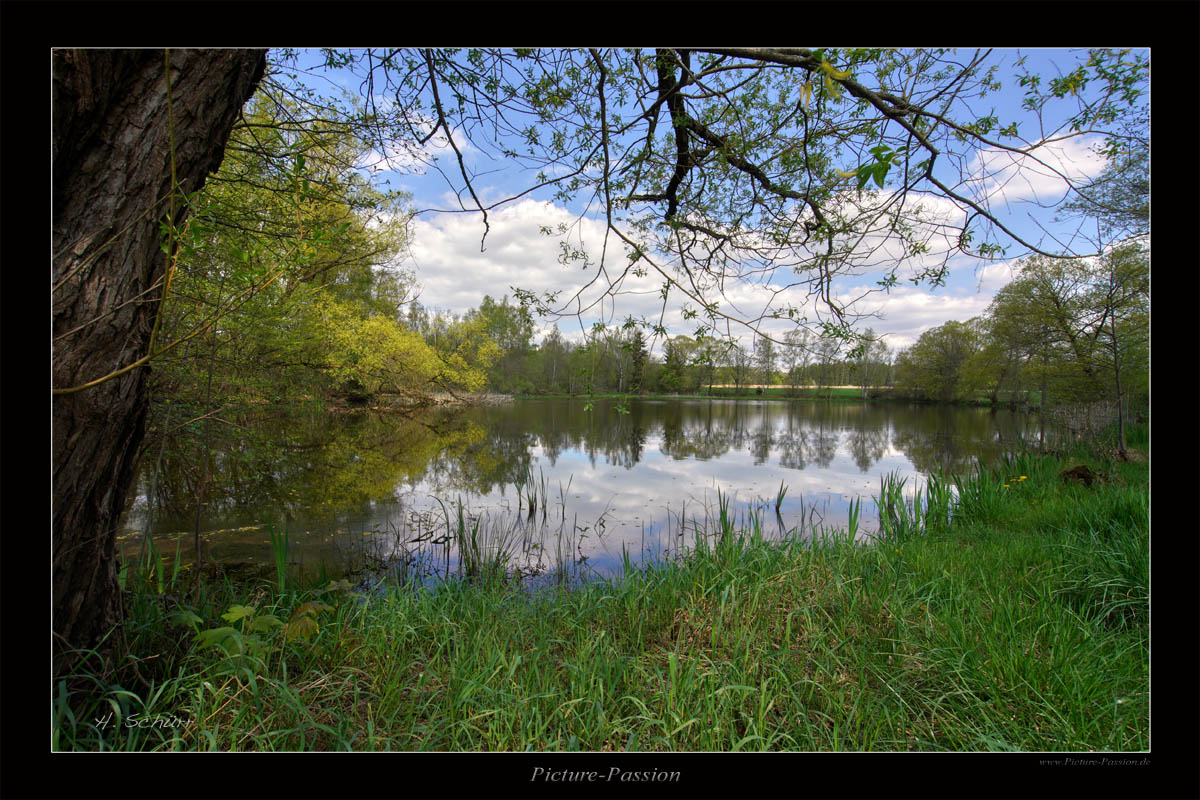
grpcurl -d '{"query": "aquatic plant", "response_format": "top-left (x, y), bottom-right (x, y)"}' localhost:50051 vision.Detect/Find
top-left (266, 517), bottom-right (289, 594)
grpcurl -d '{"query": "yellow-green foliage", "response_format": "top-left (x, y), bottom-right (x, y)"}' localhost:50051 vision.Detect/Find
top-left (429, 316), bottom-right (502, 393)
top-left (302, 415), bottom-right (487, 510)
top-left (318, 298), bottom-right (500, 397)
top-left (319, 297), bottom-right (437, 394)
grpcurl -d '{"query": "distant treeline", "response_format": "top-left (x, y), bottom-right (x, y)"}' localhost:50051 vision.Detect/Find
top-left (406, 237), bottom-right (1147, 421)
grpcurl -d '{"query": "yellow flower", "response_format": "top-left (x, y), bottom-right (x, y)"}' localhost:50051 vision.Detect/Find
top-left (1019, 476), bottom-right (1027, 481)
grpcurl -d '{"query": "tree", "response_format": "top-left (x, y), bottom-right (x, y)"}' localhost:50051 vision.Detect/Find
top-left (692, 337), bottom-right (724, 394)
top-left (960, 316), bottom-right (1025, 407)
top-left (1084, 242), bottom-right (1149, 454)
top-left (657, 335), bottom-right (689, 393)
top-left (148, 84), bottom-right (416, 412)
top-left (753, 336), bottom-right (777, 387)
top-left (813, 334), bottom-right (844, 397)
top-left (728, 343), bottom-right (754, 393)
top-left (539, 324), bottom-right (570, 393)
top-left (628, 328), bottom-right (649, 392)
top-left (472, 295), bottom-right (535, 392)
top-left (597, 327), bottom-right (634, 393)
top-left (988, 255), bottom-right (1111, 410)
top-left (853, 328), bottom-right (891, 398)
top-left (1058, 114), bottom-right (1148, 243)
top-left (53, 49), bottom-right (266, 675)
top-left (318, 296), bottom-right (498, 400)
top-left (344, 48), bottom-right (1147, 347)
top-left (780, 328), bottom-right (814, 391)
top-left (893, 320), bottom-right (981, 402)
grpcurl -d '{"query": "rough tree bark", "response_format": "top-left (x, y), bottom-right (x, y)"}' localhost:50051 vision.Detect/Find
top-left (52, 48), bottom-right (266, 676)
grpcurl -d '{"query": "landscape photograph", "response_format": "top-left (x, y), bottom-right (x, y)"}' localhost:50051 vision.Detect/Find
top-left (52, 45), bottom-right (1149, 764)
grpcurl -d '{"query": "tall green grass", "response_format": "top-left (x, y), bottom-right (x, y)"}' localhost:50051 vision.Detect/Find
top-left (874, 471), bottom-right (954, 541)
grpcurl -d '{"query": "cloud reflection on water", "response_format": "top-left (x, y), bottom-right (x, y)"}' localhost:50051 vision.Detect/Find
top-left (122, 398), bottom-right (1045, 583)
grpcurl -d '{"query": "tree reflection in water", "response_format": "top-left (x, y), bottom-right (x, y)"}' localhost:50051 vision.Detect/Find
top-left (121, 398), bottom-right (1049, 582)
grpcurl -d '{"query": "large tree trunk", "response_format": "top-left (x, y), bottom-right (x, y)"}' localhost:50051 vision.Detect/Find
top-left (52, 49), bottom-right (266, 677)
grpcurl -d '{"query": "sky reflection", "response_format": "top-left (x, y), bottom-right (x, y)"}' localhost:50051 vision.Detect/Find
top-left (121, 398), bottom-right (1045, 582)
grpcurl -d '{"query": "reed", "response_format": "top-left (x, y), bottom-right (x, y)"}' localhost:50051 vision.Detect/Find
top-left (772, 479), bottom-right (788, 513)
top-left (716, 488), bottom-right (734, 541)
top-left (845, 496), bottom-right (861, 540)
top-left (266, 518), bottom-right (289, 594)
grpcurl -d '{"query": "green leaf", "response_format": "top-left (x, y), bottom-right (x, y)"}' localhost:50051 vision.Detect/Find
top-left (248, 614), bottom-right (284, 632)
top-left (243, 635), bottom-right (270, 658)
top-left (196, 627), bottom-right (241, 651)
top-left (221, 605), bottom-right (257, 623)
top-left (291, 601), bottom-right (334, 619)
top-left (171, 609), bottom-right (204, 629)
top-left (284, 615), bottom-right (319, 642)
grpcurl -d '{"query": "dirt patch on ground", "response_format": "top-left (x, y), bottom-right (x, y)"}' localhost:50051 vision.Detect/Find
top-left (1060, 464), bottom-right (1100, 487)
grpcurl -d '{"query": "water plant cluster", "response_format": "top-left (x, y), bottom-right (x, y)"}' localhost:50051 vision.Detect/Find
top-left (55, 425), bottom-right (1148, 752)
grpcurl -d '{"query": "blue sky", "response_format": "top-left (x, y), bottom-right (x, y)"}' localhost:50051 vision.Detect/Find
top-left (282, 48), bottom-right (1146, 354)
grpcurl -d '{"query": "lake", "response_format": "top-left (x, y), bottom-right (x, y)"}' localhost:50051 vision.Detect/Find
top-left (119, 397), bottom-right (1049, 587)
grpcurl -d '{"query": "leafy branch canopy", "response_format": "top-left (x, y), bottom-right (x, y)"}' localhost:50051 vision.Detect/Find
top-left (278, 47), bottom-right (1147, 352)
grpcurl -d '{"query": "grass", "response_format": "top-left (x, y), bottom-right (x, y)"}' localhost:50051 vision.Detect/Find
top-left (55, 425), bottom-right (1148, 752)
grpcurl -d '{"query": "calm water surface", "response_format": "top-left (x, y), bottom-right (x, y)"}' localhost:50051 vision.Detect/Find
top-left (120, 398), bottom-right (1048, 585)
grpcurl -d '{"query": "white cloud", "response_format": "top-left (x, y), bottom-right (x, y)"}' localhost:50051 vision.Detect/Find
top-left (402, 195), bottom-right (1019, 357)
top-left (406, 199), bottom-right (626, 317)
top-left (966, 136), bottom-right (1107, 210)
top-left (967, 259), bottom-right (1024, 294)
top-left (851, 287), bottom-right (994, 350)
top-left (357, 115), bottom-right (477, 176)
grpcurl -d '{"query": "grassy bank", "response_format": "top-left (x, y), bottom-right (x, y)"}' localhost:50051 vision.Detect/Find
top-left (54, 428), bottom-right (1148, 751)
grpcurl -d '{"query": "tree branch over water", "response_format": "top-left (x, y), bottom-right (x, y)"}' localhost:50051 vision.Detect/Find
top-left (308, 48), bottom-right (1146, 348)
